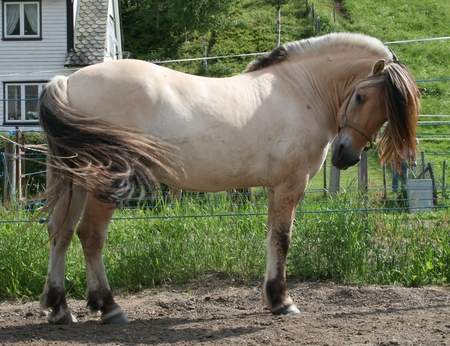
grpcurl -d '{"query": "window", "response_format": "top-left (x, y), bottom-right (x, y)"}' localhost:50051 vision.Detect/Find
top-left (4, 82), bottom-right (45, 123)
top-left (3, 1), bottom-right (40, 39)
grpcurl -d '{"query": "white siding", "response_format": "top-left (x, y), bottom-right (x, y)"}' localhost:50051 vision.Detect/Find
top-left (0, 0), bottom-right (79, 127)
top-left (104, 0), bottom-right (122, 62)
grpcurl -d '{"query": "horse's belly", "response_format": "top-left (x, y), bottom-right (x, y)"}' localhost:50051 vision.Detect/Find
top-left (153, 141), bottom-right (267, 192)
top-left (154, 137), bottom-right (329, 192)
top-left (156, 160), bottom-right (264, 192)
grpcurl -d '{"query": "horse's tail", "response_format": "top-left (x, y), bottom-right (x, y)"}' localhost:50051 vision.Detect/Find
top-left (39, 75), bottom-right (179, 205)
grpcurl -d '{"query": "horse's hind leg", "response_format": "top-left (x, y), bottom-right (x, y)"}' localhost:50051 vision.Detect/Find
top-left (263, 183), bottom-right (305, 315)
top-left (77, 194), bottom-right (129, 324)
top-left (40, 187), bottom-right (87, 324)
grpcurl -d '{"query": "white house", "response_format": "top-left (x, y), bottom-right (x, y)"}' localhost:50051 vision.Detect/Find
top-left (0, 0), bottom-right (123, 130)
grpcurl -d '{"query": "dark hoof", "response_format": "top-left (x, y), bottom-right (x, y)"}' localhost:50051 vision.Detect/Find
top-left (272, 304), bottom-right (300, 315)
top-left (102, 313), bottom-right (130, 324)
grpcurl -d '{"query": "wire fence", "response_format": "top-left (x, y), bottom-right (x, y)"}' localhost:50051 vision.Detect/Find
top-left (0, 131), bottom-right (448, 225)
top-left (0, 119), bottom-right (448, 222)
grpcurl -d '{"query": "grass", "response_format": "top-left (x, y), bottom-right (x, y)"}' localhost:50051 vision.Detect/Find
top-left (1, 191), bottom-right (450, 301)
top-left (290, 204), bottom-right (450, 286)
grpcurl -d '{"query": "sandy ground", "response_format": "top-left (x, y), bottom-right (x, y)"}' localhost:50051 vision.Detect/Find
top-left (1, 273), bottom-right (450, 345)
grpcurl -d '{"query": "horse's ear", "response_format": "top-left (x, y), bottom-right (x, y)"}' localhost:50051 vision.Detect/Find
top-left (418, 87), bottom-right (426, 94)
top-left (372, 59), bottom-right (385, 76)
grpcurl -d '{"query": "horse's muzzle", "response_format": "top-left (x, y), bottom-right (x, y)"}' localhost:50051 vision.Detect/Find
top-left (331, 142), bottom-right (361, 170)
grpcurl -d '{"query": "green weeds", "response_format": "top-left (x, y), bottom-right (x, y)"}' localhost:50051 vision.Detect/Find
top-left (1, 192), bottom-right (449, 301)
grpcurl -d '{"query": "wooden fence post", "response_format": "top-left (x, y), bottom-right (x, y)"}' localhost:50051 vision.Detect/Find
top-left (329, 143), bottom-right (340, 194)
top-left (428, 163), bottom-right (438, 205)
top-left (329, 164), bottom-right (340, 194)
top-left (3, 142), bottom-right (17, 206)
top-left (421, 151), bottom-right (425, 172)
top-left (358, 151), bottom-right (368, 194)
top-left (443, 161), bottom-right (447, 199)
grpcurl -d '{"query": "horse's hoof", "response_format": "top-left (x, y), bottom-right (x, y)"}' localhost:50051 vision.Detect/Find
top-left (272, 304), bottom-right (300, 315)
top-left (48, 312), bottom-right (77, 324)
top-left (102, 313), bottom-right (130, 324)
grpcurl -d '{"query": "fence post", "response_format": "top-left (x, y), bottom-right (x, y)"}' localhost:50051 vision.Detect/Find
top-left (382, 163), bottom-right (387, 199)
top-left (421, 151), bottom-right (425, 172)
top-left (428, 162), bottom-right (438, 205)
top-left (443, 161), bottom-right (447, 199)
top-left (329, 164), bottom-right (340, 194)
top-left (19, 131), bottom-right (26, 200)
top-left (358, 151), bottom-right (368, 193)
top-left (3, 142), bottom-right (17, 206)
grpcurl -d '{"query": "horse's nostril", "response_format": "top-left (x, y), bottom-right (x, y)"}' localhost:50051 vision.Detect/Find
top-left (337, 143), bottom-right (344, 157)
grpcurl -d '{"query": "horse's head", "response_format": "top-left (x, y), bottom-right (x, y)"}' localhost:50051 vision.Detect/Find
top-left (331, 59), bottom-right (421, 170)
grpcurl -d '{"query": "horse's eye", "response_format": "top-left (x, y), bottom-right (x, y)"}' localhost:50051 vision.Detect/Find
top-left (355, 93), bottom-right (362, 104)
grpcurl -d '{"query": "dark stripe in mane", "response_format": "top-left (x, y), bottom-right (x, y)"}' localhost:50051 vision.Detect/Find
top-left (245, 46), bottom-right (288, 72)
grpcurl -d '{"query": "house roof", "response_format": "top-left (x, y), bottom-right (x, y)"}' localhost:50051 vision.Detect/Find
top-left (65, 0), bottom-right (109, 67)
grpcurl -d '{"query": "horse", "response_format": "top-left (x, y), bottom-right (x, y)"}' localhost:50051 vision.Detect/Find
top-left (37, 33), bottom-right (420, 324)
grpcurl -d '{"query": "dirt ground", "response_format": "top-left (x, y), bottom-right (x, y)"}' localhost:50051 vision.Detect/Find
top-left (1, 273), bottom-right (450, 346)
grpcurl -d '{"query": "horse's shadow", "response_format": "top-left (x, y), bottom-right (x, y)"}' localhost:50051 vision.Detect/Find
top-left (0, 314), bottom-right (266, 345)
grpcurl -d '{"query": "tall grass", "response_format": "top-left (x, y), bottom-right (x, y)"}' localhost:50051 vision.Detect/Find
top-left (1, 191), bottom-right (449, 301)
top-left (105, 195), bottom-right (267, 292)
top-left (0, 206), bottom-right (49, 300)
top-left (290, 202), bottom-right (450, 286)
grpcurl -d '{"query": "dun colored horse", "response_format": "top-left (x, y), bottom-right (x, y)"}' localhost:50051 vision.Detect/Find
top-left (38, 33), bottom-right (420, 324)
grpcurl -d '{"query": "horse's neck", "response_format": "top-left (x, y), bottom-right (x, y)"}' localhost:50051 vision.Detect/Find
top-left (287, 56), bottom-right (375, 129)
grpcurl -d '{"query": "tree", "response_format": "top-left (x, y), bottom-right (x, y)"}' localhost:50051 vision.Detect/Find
top-left (121, 0), bottom-right (182, 60)
top-left (168, 0), bottom-right (236, 73)
top-left (264, 0), bottom-right (291, 46)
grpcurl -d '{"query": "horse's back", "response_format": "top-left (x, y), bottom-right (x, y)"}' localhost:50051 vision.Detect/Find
top-left (66, 60), bottom-right (253, 133)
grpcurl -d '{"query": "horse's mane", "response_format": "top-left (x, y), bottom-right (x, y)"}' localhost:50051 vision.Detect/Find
top-left (245, 33), bottom-right (393, 72)
top-left (355, 61), bottom-right (420, 167)
top-left (377, 61), bottom-right (421, 167)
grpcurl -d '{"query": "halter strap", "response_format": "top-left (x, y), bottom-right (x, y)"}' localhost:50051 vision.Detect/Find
top-left (338, 87), bottom-right (376, 151)
top-left (339, 115), bottom-right (375, 151)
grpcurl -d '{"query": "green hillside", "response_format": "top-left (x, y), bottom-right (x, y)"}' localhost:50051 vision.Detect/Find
top-left (121, 0), bottom-right (450, 146)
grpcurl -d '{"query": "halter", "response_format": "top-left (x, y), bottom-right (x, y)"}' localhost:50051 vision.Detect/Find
top-left (338, 87), bottom-right (376, 151)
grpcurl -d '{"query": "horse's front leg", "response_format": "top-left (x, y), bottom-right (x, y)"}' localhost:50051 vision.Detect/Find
top-left (263, 183), bottom-right (304, 315)
top-left (40, 188), bottom-right (87, 324)
top-left (77, 194), bottom-right (129, 324)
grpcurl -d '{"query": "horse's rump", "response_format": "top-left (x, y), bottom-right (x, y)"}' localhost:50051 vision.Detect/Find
top-left (39, 76), bottom-right (179, 204)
